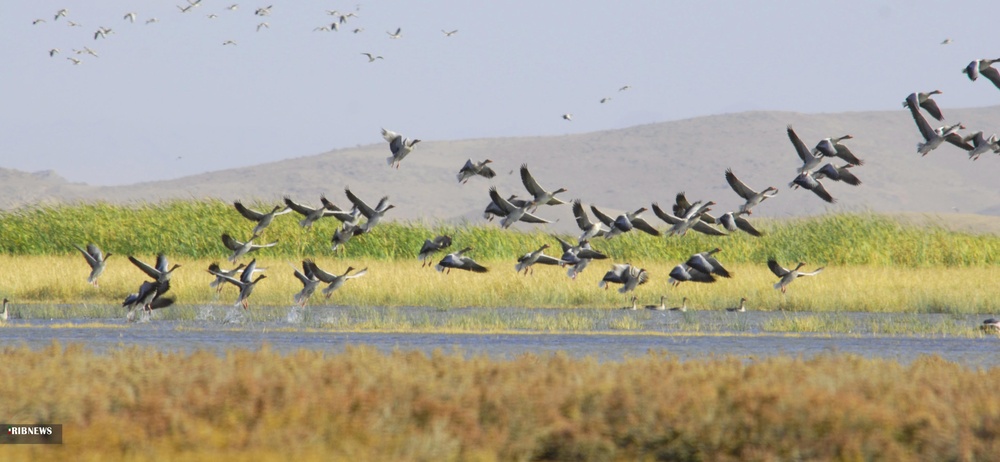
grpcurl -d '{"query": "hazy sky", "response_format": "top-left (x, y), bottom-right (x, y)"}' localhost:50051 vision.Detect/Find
top-left (4, 1), bottom-right (999, 185)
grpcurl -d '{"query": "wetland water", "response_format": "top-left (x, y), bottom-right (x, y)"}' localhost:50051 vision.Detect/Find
top-left (1, 305), bottom-right (997, 367)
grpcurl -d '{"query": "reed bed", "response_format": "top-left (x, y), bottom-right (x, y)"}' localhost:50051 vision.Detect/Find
top-left (2, 256), bottom-right (1000, 315)
top-left (2, 201), bottom-right (1000, 265)
top-left (2, 343), bottom-right (999, 461)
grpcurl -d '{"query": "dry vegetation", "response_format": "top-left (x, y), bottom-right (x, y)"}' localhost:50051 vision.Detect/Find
top-left (2, 343), bottom-right (999, 461)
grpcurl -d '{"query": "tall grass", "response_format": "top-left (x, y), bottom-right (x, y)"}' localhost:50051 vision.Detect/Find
top-left (2, 256), bottom-right (1000, 314)
top-left (2, 201), bottom-right (1000, 265)
top-left (2, 343), bottom-right (1000, 461)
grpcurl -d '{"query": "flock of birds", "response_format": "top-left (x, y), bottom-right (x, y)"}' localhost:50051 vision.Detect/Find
top-left (32, 3), bottom-right (459, 67)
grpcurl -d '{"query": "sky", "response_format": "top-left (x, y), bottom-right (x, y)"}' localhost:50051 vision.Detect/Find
top-left (4, 1), bottom-right (1000, 186)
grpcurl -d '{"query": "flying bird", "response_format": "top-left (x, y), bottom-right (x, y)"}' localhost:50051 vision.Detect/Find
top-left (306, 261), bottom-right (368, 298)
top-left (457, 159), bottom-right (496, 183)
top-left (442, 29), bottom-right (458, 36)
top-left (436, 247), bottom-right (488, 273)
top-left (233, 201), bottom-right (292, 236)
top-left (903, 91), bottom-right (944, 122)
top-left (814, 135), bottom-right (864, 166)
top-left (418, 235), bottom-right (453, 267)
top-left (381, 128), bottom-right (420, 168)
top-left (787, 125), bottom-right (823, 173)
top-left (719, 211), bottom-right (763, 237)
top-left (344, 187), bottom-right (395, 233)
top-left (123, 12), bottom-right (137, 23)
top-left (562, 114), bottom-right (572, 121)
top-left (73, 243), bottom-right (111, 287)
top-left (514, 244), bottom-right (561, 275)
top-left (386, 27), bottom-right (402, 39)
top-left (768, 259), bottom-right (824, 294)
top-left (724, 168), bottom-right (778, 215)
top-left (906, 103), bottom-right (970, 156)
top-left (221, 233), bottom-right (278, 263)
top-left (571, 200), bottom-right (609, 241)
top-left (790, 172), bottom-right (836, 203)
top-left (963, 59), bottom-right (1000, 90)
top-left (209, 258), bottom-right (267, 309)
top-left (519, 164), bottom-right (567, 209)
top-left (488, 187), bottom-right (551, 229)
top-left (361, 53), bottom-right (383, 62)
top-left (128, 253), bottom-right (182, 284)
top-left (590, 205), bottom-right (660, 238)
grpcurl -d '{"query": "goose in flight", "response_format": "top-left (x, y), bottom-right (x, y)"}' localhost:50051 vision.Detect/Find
top-left (814, 163), bottom-right (862, 186)
top-left (685, 248), bottom-right (732, 279)
top-left (123, 12), bottom-right (137, 23)
top-left (667, 264), bottom-right (715, 287)
top-left (49, 49), bottom-right (60, 57)
top-left (306, 261), bottom-right (368, 298)
top-left (67, 57), bottom-right (82, 65)
top-left (234, 201), bottom-right (292, 236)
top-left (123, 280), bottom-right (174, 321)
top-left (291, 260), bottom-right (322, 307)
top-left (207, 262), bottom-right (248, 293)
top-left (255, 5), bottom-right (272, 16)
top-left (963, 59), bottom-right (1000, 90)
top-left (719, 211), bottom-right (763, 237)
top-left (457, 159), bottom-right (496, 183)
top-left (222, 40), bottom-right (237, 46)
top-left (221, 233), bottom-right (277, 263)
top-left (814, 135), bottom-right (864, 166)
top-left (768, 259), bottom-right (824, 293)
top-left (724, 168), bottom-right (778, 215)
top-left (598, 264), bottom-right (649, 300)
top-left (903, 91), bottom-right (944, 122)
top-left (488, 187), bottom-right (551, 229)
top-left (618, 85), bottom-right (631, 92)
top-left (418, 235), bottom-right (453, 267)
top-left (483, 193), bottom-right (528, 221)
top-left (381, 128), bottom-right (420, 168)
top-left (963, 131), bottom-right (1000, 161)
top-left (672, 192), bottom-right (718, 224)
top-left (590, 205), bottom-right (660, 238)
top-left (55, 9), bottom-right (68, 20)
top-left (94, 26), bottom-right (112, 39)
top-left (345, 187), bottom-right (395, 233)
top-left (361, 53), bottom-right (383, 62)
top-left (330, 221), bottom-right (364, 252)
top-left (514, 243), bottom-right (561, 275)
top-left (787, 125), bottom-right (823, 173)
top-left (128, 253), bottom-right (181, 283)
top-left (73, 243), bottom-right (111, 287)
top-left (562, 113), bottom-right (572, 121)
top-left (209, 258), bottom-right (266, 309)
top-left (33, 19), bottom-right (46, 25)
top-left (520, 164), bottom-right (567, 209)
top-left (651, 201), bottom-right (725, 237)
top-left (436, 247), bottom-right (488, 273)
top-left (906, 103), bottom-right (970, 156)
top-left (283, 196), bottom-right (355, 229)
top-left (554, 236), bottom-right (607, 279)
top-left (600, 97), bottom-right (611, 104)
top-left (257, 22), bottom-right (269, 31)
top-left (387, 27), bottom-right (402, 39)
top-left (790, 172), bottom-right (836, 203)
top-left (145, 18), bottom-right (158, 24)
top-left (572, 200), bottom-right (608, 241)
top-left (442, 29), bottom-right (458, 36)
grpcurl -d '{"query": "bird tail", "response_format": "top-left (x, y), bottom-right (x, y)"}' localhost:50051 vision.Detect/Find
top-left (773, 281), bottom-right (784, 290)
top-left (435, 264), bottom-right (446, 272)
top-left (597, 280), bottom-right (607, 289)
top-left (515, 262), bottom-right (527, 273)
top-left (917, 142), bottom-right (928, 155)
top-left (386, 156), bottom-right (395, 167)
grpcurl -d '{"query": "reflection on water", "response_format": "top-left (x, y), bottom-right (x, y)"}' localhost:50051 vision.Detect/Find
top-left (1, 304), bottom-right (998, 367)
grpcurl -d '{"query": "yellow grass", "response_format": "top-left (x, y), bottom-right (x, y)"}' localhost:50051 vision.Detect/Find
top-left (2, 343), bottom-right (1000, 461)
top-left (2, 255), bottom-right (999, 315)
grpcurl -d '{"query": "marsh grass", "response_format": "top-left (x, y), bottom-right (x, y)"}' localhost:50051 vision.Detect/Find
top-left (3, 343), bottom-right (1000, 461)
top-left (3, 256), bottom-right (1000, 315)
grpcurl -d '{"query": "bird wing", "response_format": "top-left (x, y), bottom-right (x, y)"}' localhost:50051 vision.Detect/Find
top-left (517, 210), bottom-right (551, 224)
top-left (907, 104), bottom-right (935, 141)
top-left (673, 192), bottom-right (693, 217)
top-left (920, 97), bottom-right (944, 121)
top-left (650, 203), bottom-right (681, 225)
top-left (704, 256), bottom-right (732, 278)
top-left (221, 233), bottom-right (244, 251)
top-left (797, 267), bottom-right (825, 277)
top-left (488, 187), bottom-right (518, 214)
top-left (462, 258), bottom-right (489, 273)
top-left (691, 220), bottom-right (727, 236)
top-left (345, 188), bottom-right (376, 218)
top-left (128, 255), bottom-right (162, 280)
top-left (724, 168), bottom-right (757, 200)
top-left (479, 166), bottom-right (497, 179)
top-left (836, 166), bottom-right (862, 186)
top-left (787, 126), bottom-right (816, 164)
top-left (945, 133), bottom-right (974, 151)
top-left (809, 180), bottom-right (836, 203)
top-left (734, 215), bottom-right (763, 237)
top-left (459, 159), bottom-right (476, 174)
top-left (304, 261), bottom-right (338, 283)
top-left (534, 254), bottom-right (562, 266)
top-left (833, 144), bottom-right (864, 166)
top-left (381, 127), bottom-right (399, 143)
top-left (74, 244), bottom-right (98, 267)
top-left (283, 197), bottom-right (317, 216)
top-left (155, 253), bottom-right (169, 273)
top-left (345, 267), bottom-right (369, 279)
top-left (767, 259), bottom-right (789, 277)
top-left (234, 201), bottom-right (265, 221)
top-left (86, 243), bottom-right (104, 262)
top-left (572, 200), bottom-right (596, 230)
top-left (631, 217), bottom-right (661, 236)
top-left (519, 164), bottom-right (546, 198)
top-left (981, 65), bottom-right (1000, 90)
top-left (553, 235), bottom-right (574, 253)
top-left (589, 205), bottom-right (616, 226)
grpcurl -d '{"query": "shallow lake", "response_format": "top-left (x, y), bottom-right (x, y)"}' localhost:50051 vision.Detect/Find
top-left (2, 304), bottom-right (998, 367)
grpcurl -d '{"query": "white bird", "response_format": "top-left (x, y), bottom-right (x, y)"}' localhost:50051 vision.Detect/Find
top-left (361, 53), bottom-right (383, 62)
top-left (67, 20), bottom-right (81, 27)
top-left (381, 128), bottom-right (420, 168)
top-left (255, 5), bottom-right (272, 16)
top-left (386, 27), bottom-right (402, 39)
top-left (123, 12), bottom-right (137, 23)
top-left (227, 4), bottom-right (239, 10)
top-left (54, 9), bottom-right (68, 20)
top-left (257, 22), bottom-right (269, 31)
top-left (206, 14), bottom-right (218, 19)
top-left (66, 57), bottom-right (81, 65)
top-left (600, 97), bottom-right (611, 104)
top-left (562, 113), bottom-right (572, 121)
top-left (49, 48), bottom-right (59, 57)
top-left (94, 27), bottom-right (112, 39)
top-left (32, 19), bottom-right (46, 25)
top-left (82, 46), bottom-right (99, 58)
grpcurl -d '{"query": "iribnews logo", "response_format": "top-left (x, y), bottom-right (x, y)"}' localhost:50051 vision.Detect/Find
top-left (1, 424), bottom-right (63, 444)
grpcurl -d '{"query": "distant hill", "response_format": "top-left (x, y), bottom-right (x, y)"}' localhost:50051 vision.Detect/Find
top-left (5, 107), bottom-right (1000, 234)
